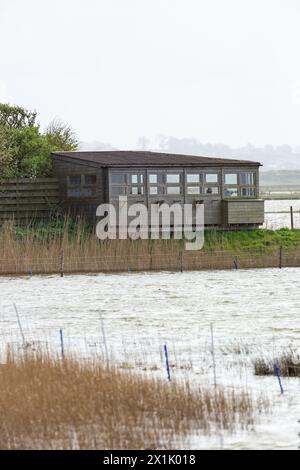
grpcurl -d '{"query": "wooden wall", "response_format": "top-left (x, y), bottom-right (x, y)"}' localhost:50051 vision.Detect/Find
top-left (0, 178), bottom-right (59, 223)
top-left (223, 199), bottom-right (265, 225)
top-left (52, 155), bottom-right (106, 220)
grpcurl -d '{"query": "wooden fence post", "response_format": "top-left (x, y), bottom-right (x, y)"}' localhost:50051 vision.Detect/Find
top-left (279, 246), bottom-right (283, 269)
top-left (290, 206), bottom-right (294, 230)
top-left (60, 250), bottom-right (64, 277)
top-left (234, 256), bottom-right (238, 270)
top-left (180, 248), bottom-right (183, 273)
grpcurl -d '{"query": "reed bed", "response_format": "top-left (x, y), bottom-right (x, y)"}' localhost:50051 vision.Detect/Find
top-left (254, 350), bottom-right (300, 377)
top-left (0, 220), bottom-right (299, 275)
top-left (0, 349), bottom-right (269, 450)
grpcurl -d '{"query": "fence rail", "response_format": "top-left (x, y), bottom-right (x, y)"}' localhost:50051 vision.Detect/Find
top-left (0, 247), bottom-right (299, 276)
top-left (0, 178), bottom-right (60, 221)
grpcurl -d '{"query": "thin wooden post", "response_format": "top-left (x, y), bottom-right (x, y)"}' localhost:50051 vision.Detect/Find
top-left (279, 246), bottom-right (283, 269)
top-left (290, 206), bottom-right (294, 230)
top-left (210, 323), bottom-right (217, 388)
top-left (60, 250), bottom-right (64, 277)
top-left (180, 249), bottom-right (183, 273)
top-left (234, 256), bottom-right (238, 270)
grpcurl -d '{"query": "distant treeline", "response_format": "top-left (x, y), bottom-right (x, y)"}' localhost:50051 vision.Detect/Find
top-left (260, 171), bottom-right (300, 186)
top-left (80, 135), bottom-right (300, 171)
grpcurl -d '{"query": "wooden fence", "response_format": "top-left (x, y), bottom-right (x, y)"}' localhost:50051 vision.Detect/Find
top-left (260, 185), bottom-right (300, 200)
top-left (0, 178), bottom-right (60, 222)
top-left (0, 247), bottom-right (299, 276)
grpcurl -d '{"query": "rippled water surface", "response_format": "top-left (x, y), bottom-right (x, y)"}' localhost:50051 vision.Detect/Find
top-left (1, 268), bottom-right (300, 449)
top-left (264, 199), bottom-right (300, 229)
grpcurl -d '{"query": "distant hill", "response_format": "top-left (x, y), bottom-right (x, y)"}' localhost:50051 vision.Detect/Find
top-left (79, 136), bottom-right (300, 172)
top-left (155, 136), bottom-right (300, 171)
top-left (79, 141), bottom-right (117, 151)
top-left (260, 171), bottom-right (300, 186)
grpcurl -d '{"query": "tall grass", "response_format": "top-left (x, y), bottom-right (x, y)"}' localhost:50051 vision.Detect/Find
top-left (0, 219), bottom-right (299, 275)
top-left (254, 349), bottom-right (300, 377)
top-left (0, 349), bottom-right (269, 450)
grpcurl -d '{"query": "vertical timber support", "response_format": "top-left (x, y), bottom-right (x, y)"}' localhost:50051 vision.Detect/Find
top-left (60, 250), bottom-right (64, 278)
top-left (279, 246), bottom-right (283, 269)
top-left (290, 206), bottom-right (294, 230)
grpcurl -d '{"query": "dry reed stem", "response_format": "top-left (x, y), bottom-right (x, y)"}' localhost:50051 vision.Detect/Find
top-left (0, 221), bottom-right (297, 275)
top-left (0, 350), bottom-right (266, 450)
top-left (254, 349), bottom-right (300, 377)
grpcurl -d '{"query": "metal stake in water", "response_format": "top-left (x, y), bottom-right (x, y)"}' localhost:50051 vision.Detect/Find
top-left (274, 362), bottom-right (284, 394)
top-left (13, 303), bottom-right (25, 345)
top-left (100, 312), bottom-right (109, 366)
top-left (164, 344), bottom-right (171, 382)
top-left (210, 323), bottom-right (217, 388)
top-left (59, 328), bottom-right (65, 360)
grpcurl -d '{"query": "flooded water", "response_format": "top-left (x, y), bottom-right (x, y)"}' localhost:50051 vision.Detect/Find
top-left (264, 199), bottom-right (300, 229)
top-left (1, 268), bottom-right (300, 449)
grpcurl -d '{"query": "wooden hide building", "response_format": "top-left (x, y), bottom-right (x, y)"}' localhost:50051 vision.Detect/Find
top-left (52, 151), bottom-right (264, 228)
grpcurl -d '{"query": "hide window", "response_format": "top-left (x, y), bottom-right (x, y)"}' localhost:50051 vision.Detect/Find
top-left (241, 187), bottom-right (256, 197)
top-left (67, 175), bottom-right (96, 197)
top-left (166, 174), bottom-right (182, 195)
top-left (167, 186), bottom-right (181, 195)
top-left (82, 187), bottom-right (94, 197)
top-left (131, 174), bottom-right (144, 184)
top-left (111, 173), bottom-right (126, 184)
top-left (67, 188), bottom-right (81, 198)
top-left (205, 174), bottom-right (219, 183)
top-left (111, 172), bottom-right (127, 198)
top-left (67, 175), bottom-right (81, 197)
top-left (225, 174), bottom-right (238, 185)
top-left (84, 175), bottom-right (97, 185)
top-left (224, 187), bottom-right (238, 197)
top-left (128, 174), bottom-right (144, 197)
top-left (187, 174), bottom-right (201, 195)
top-left (68, 175), bottom-right (81, 186)
top-left (149, 174), bottom-right (158, 184)
top-left (187, 174), bottom-right (200, 183)
top-left (129, 186), bottom-right (144, 195)
top-left (187, 186), bottom-right (201, 195)
top-left (149, 186), bottom-right (158, 195)
top-left (239, 173), bottom-right (255, 185)
top-left (205, 187), bottom-right (219, 195)
top-left (166, 174), bottom-right (180, 184)
top-left (149, 173), bottom-right (164, 196)
top-left (111, 186), bottom-right (126, 196)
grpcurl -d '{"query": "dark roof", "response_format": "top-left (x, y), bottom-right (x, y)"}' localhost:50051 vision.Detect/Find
top-left (52, 151), bottom-right (261, 167)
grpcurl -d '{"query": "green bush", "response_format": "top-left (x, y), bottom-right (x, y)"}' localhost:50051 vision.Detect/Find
top-left (0, 103), bottom-right (78, 179)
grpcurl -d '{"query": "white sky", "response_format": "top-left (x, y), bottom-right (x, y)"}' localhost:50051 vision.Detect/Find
top-left (1, 0), bottom-right (300, 148)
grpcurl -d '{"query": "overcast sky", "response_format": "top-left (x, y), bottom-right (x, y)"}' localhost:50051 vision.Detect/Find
top-left (1, 0), bottom-right (300, 149)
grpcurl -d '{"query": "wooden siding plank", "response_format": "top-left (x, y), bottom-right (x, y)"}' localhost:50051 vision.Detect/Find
top-left (0, 178), bottom-right (60, 222)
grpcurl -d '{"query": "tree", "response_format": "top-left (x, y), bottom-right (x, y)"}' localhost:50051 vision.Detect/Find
top-left (45, 119), bottom-right (78, 151)
top-left (0, 103), bottom-right (37, 129)
top-left (0, 126), bottom-right (16, 178)
top-left (0, 103), bottom-right (78, 178)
